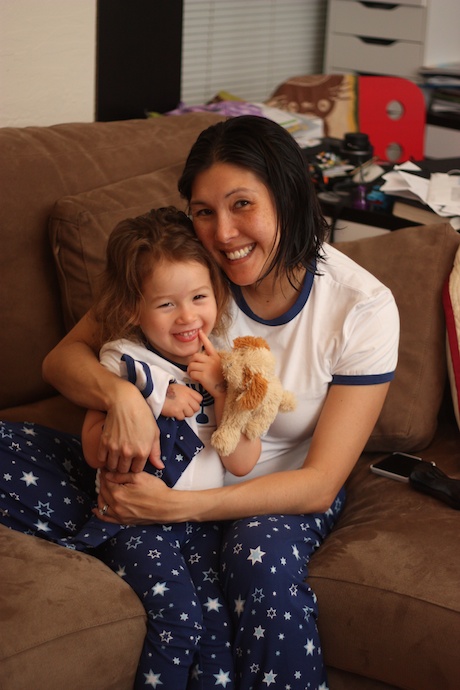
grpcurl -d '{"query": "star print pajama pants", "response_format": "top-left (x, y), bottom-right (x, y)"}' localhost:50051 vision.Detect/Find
top-left (220, 499), bottom-right (345, 690)
top-left (0, 420), bottom-right (345, 690)
top-left (97, 521), bottom-right (234, 690)
top-left (0, 420), bottom-right (97, 542)
top-left (0, 421), bottom-right (233, 690)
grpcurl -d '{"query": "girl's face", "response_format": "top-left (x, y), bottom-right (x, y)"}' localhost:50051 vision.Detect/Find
top-left (189, 162), bottom-right (279, 288)
top-left (137, 259), bottom-right (217, 365)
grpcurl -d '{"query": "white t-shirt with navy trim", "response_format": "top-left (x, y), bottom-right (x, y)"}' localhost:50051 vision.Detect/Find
top-left (213, 243), bottom-right (400, 484)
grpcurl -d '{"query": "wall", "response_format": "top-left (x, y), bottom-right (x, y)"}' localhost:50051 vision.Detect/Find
top-left (0, 0), bottom-right (96, 127)
top-left (1, 0), bottom-right (326, 129)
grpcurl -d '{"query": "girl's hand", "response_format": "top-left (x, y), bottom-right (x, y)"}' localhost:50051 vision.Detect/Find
top-left (187, 330), bottom-right (226, 398)
top-left (161, 383), bottom-right (203, 419)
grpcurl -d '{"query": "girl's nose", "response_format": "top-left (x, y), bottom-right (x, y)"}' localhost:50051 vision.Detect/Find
top-left (176, 306), bottom-right (195, 324)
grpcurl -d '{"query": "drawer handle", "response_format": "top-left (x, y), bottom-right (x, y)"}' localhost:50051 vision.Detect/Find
top-left (360, 2), bottom-right (399, 8)
top-left (358, 36), bottom-right (397, 46)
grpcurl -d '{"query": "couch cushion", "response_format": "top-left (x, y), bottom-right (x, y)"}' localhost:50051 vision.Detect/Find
top-left (0, 524), bottom-right (146, 690)
top-left (310, 421), bottom-right (460, 690)
top-left (49, 163), bottom-right (185, 330)
top-left (334, 223), bottom-right (460, 452)
top-left (0, 395), bottom-right (86, 435)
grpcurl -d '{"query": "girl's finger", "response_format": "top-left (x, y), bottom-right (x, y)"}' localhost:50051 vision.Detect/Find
top-left (104, 470), bottom-right (136, 484)
top-left (198, 329), bottom-right (216, 355)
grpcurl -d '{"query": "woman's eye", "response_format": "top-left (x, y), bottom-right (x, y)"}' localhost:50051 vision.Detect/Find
top-left (235, 199), bottom-right (250, 209)
top-left (194, 208), bottom-right (212, 218)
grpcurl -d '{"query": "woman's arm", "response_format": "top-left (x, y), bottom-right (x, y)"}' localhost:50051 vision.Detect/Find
top-left (43, 311), bottom-right (114, 409)
top-left (81, 409), bottom-right (107, 469)
top-left (95, 382), bottom-right (389, 523)
top-left (42, 311), bottom-right (161, 472)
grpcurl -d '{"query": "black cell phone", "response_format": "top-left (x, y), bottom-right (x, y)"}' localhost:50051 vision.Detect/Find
top-left (370, 452), bottom-right (434, 483)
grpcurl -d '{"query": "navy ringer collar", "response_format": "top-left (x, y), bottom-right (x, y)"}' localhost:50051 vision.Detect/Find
top-left (230, 260), bottom-right (316, 326)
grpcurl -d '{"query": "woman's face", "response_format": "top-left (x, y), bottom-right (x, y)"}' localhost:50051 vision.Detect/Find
top-left (189, 162), bottom-right (279, 287)
top-left (137, 259), bottom-right (217, 365)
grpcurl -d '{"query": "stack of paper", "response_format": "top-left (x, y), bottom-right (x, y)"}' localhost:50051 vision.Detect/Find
top-left (380, 162), bottom-right (460, 228)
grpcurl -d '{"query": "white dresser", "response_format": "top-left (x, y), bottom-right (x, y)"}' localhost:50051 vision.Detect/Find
top-left (324, 0), bottom-right (460, 81)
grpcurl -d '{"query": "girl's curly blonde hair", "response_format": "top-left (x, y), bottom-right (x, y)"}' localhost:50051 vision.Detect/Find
top-left (93, 206), bottom-right (230, 348)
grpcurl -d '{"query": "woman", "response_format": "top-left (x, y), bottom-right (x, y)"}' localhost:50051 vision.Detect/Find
top-left (42, 115), bottom-right (399, 689)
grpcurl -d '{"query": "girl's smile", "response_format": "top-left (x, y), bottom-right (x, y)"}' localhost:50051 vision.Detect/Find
top-left (137, 259), bottom-right (218, 365)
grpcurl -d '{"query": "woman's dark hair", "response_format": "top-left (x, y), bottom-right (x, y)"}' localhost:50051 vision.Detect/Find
top-left (178, 115), bottom-right (329, 287)
top-left (93, 206), bottom-right (230, 347)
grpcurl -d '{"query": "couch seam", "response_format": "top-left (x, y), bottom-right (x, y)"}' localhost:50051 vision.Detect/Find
top-left (0, 610), bottom-right (147, 661)
top-left (310, 574), bottom-right (460, 613)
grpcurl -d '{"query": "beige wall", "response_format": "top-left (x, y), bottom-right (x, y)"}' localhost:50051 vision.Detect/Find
top-left (0, 1), bottom-right (326, 129)
top-left (0, 0), bottom-right (96, 127)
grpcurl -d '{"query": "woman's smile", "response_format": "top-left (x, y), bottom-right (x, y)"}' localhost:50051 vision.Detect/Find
top-left (190, 163), bottom-right (279, 287)
top-left (224, 243), bottom-right (256, 261)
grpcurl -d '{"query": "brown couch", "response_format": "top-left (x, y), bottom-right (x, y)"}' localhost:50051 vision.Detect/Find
top-left (1, 113), bottom-right (459, 690)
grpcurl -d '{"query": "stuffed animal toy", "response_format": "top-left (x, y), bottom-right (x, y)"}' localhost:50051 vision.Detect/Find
top-left (211, 335), bottom-right (297, 457)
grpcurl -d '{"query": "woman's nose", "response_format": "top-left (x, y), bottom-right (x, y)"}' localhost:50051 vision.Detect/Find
top-left (215, 212), bottom-right (237, 243)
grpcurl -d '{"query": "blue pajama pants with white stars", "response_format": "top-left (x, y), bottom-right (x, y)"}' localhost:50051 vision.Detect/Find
top-left (0, 420), bottom-right (345, 690)
top-left (97, 521), bottom-right (233, 690)
top-left (220, 501), bottom-right (345, 690)
top-left (0, 421), bottom-right (233, 690)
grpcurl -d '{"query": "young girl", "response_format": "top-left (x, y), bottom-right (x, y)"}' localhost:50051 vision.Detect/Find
top-left (79, 207), bottom-right (260, 690)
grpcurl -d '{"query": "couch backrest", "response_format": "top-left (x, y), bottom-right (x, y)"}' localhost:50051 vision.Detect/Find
top-left (0, 113), bottom-right (224, 410)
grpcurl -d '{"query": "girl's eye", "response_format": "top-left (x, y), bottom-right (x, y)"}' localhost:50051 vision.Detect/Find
top-left (193, 294), bottom-right (206, 301)
top-left (157, 301), bottom-right (173, 309)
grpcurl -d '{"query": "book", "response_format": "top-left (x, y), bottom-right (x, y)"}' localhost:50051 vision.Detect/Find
top-left (423, 76), bottom-right (460, 88)
top-left (429, 89), bottom-right (460, 116)
top-left (419, 62), bottom-right (460, 78)
top-left (392, 198), bottom-right (444, 226)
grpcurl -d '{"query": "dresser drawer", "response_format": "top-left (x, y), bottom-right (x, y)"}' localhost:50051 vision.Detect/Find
top-left (326, 34), bottom-right (424, 77)
top-left (330, 0), bottom-right (426, 8)
top-left (329, 1), bottom-right (425, 42)
top-left (360, 0), bottom-right (425, 5)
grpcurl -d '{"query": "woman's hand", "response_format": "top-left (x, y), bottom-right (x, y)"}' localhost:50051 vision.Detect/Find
top-left (98, 382), bottom-right (163, 474)
top-left (95, 469), bottom-right (181, 524)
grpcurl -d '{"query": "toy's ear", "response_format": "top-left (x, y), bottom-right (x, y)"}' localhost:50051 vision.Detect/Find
top-left (237, 368), bottom-right (268, 410)
top-left (233, 335), bottom-right (270, 351)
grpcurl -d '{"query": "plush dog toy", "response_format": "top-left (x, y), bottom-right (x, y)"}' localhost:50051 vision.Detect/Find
top-left (211, 335), bottom-right (297, 457)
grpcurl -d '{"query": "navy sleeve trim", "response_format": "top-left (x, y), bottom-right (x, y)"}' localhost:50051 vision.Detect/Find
top-left (332, 372), bottom-right (395, 386)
